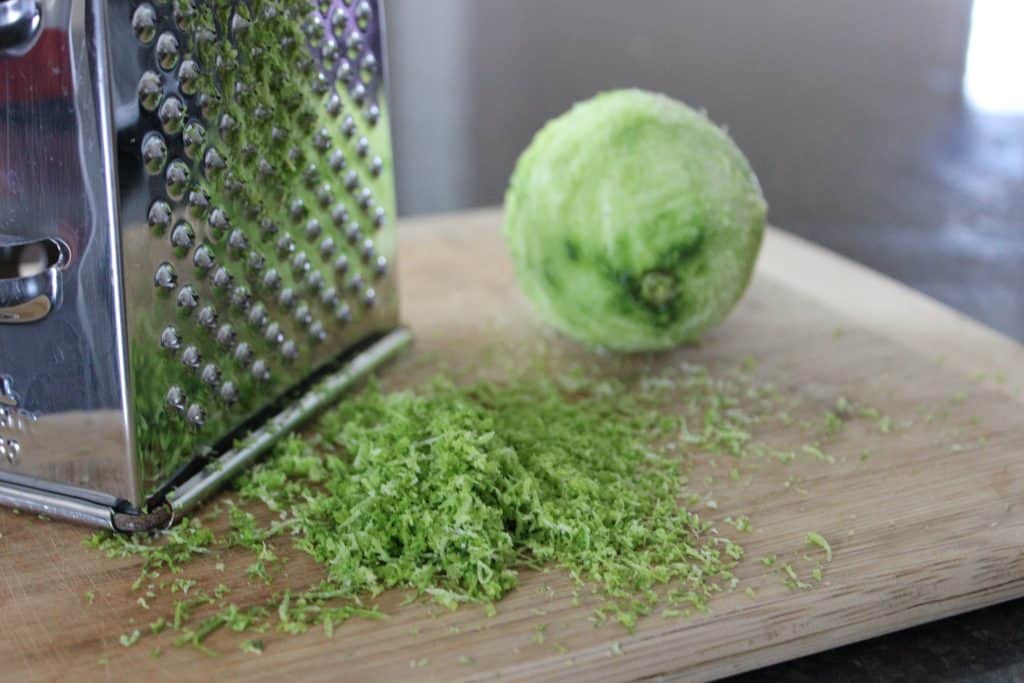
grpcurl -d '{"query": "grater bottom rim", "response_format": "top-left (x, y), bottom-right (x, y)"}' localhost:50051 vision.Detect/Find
top-left (0, 327), bottom-right (412, 531)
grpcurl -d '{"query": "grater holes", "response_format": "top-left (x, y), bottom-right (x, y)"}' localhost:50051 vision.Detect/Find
top-left (230, 11), bottom-right (251, 39)
top-left (360, 53), bottom-right (377, 83)
top-left (219, 381), bottom-right (240, 405)
top-left (231, 285), bottom-right (253, 311)
top-left (365, 104), bottom-right (380, 127)
top-left (170, 220), bottom-right (196, 251)
top-left (331, 203), bottom-right (349, 227)
top-left (293, 303), bottom-right (313, 328)
top-left (305, 270), bottom-right (325, 294)
top-left (138, 71), bottom-right (163, 112)
top-left (154, 262), bottom-right (178, 291)
top-left (185, 403), bottom-right (206, 428)
top-left (334, 301), bottom-right (352, 325)
top-left (357, 187), bottom-right (375, 212)
top-left (281, 340), bottom-right (299, 362)
top-left (336, 59), bottom-right (353, 86)
top-left (176, 284), bottom-right (199, 312)
top-left (276, 234), bottom-right (296, 258)
top-left (166, 386), bottom-right (187, 413)
top-left (355, 0), bottom-right (373, 30)
top-left (333, 253), bottom-right (349, 276)
top-left (246, 303), bottom-right (269, 330)
top-left (313, 128), bottom-right (332, 153)
top-left (277, 289), bottom-right (296, 310)
top-left (227, 229), bottom-right (249, 256)
top-left (172, 0), bottom-right (196, 32)
top-left (354, 137), bottom-right (370, 159)
top-left (222, 171), bottom-right (244, 199)
top-left (322, 38), bottom-right (339, 68)
top-left (141, 133), bottom-right (168, 175)
top-left (261, 269), bottom-right (283, 293)
top-left (246, 251), bottom-right (266, 274)
top-left (193, 244), bottom-right (216, 273)
top-left (319, 237), bottom-right (336, 259)
top-left (304, 14), bottom-right (326, 44)
top-left (340, 115), bottom-right (356, 139)
top-left (345, 222), bottom-right (362, 245)
top-left (347, 273), bottom-right (364, 293)
top-left (233, 342), bottom-right (254, 367)
top-left (359, 239), bottom-right (375, 264)
top-left (306, 219), bottom-right (323, 241)
top-left (316, 184), bottom-right (333, 208)
top-left (264, 320), bottom-right (284, 344)
top-left (200, 364), bottom-right (222, 389)
top-left (196, 305), bottom-right (218, 330)
top-left (148, 200), bottom-right (173, 235)
top-left (343, 170), bottom-right (359, 192)
top-left (158, 96), bottom-right (187, 135)
top-left (292, 250), bottom-right (311, 274)
top-left (259, 219), bottom-right (279, 242)
top-left (313, 72), bottom-right (331, 96)
top-left (186, 188), bottom-right (211, 221)
top-left (329, 150), bottom-right (347, 173)
top-left (178, 59), bottom-right (201, 96)
top-left (160, 326), bottom-right (182, 351)
top-left (349, 82), bottom-right (367, 106)
top-left (326, 92), bottom-right (342, 118)
top-left (344, 31), bottom-right (364, 62)
top-left (211, 267), bottom-right (234, 291)
top-left (132, 3), bottom-right (158, 45)
top-left (215, 323), bottom-right (236, 349)
top-left (181, 345), bottom-right (202, 371)
top-left (251, 360), bottom-right (271, 382)
top-left (331, 7), bottom-right (348, 36)
top-left (165, 160), bottom-right (191, 201)
top-left (303, 164), bottom-right (321, 189)
top-left (203, 147), bottom-right (227, 180)
top-left (207, 208), bottom-right (230, 240)
top-left (309, 320), bottom-right (328, 343)
top-left (155, 32), bottom-right (181, 71)
top-left (319, 287), bottom-right (339, 308)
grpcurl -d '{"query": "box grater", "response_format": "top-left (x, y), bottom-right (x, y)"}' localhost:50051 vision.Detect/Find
top-left (0, 0), bottom-right (410, 531)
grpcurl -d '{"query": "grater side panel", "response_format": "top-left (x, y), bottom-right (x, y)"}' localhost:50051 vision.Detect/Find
top-left (0, 0), bottom-right (137, 504)
top-left (114, 0), bottom-right (400, 500)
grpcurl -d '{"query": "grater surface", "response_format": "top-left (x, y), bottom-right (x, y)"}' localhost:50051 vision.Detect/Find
top-left (0, 0), bottom-right (403, 526)
top-left (121, 0), bottom-right (399, 501)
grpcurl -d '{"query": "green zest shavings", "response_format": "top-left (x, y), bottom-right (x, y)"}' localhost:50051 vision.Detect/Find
top-left (85, 355), bottom-right (896, 654)
top-left (120, 630), bottom-right (141, 648)
top-left (86, 368), bottom-right (756, 651)
top-left (806, 532), bottom-right (833, 563)
top-left (240, 376), bottom-right (737, 617)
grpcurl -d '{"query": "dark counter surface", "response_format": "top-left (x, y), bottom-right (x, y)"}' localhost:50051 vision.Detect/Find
top-left (383, 1), bottom-right (1024, 679)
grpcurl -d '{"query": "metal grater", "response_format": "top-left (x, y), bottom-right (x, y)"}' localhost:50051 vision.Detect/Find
top-left (0, 0), bottom-right (410, 531)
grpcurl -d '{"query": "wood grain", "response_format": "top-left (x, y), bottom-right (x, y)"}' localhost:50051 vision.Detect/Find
top-left (2, 208), bottom-right (1023, 683)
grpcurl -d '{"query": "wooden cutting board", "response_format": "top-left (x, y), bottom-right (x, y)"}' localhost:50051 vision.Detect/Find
top-left (3, 208), bottom-right (1024, 683)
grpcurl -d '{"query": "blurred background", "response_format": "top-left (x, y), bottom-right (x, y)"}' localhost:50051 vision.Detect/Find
top-left (383, 0), bottom-right (1024, 341)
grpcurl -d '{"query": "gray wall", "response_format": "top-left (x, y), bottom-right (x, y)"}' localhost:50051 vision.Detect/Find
top-left (383, 1), bottom-right (1024, 340)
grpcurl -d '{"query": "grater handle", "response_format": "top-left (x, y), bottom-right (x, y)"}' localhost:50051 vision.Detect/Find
top-left (0, 237), bottom-right (65, 324)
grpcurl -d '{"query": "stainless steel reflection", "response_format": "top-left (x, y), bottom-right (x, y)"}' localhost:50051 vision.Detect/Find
top-left (0, 0), bottom-right (135, 503)
top-left (0, 0), bottom-right (404, 529)
top-left (0, 0), bottom-right (41, 53)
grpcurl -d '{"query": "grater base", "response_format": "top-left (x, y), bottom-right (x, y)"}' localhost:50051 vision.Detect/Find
top-left (0, 327), bottom-right (412, 531)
